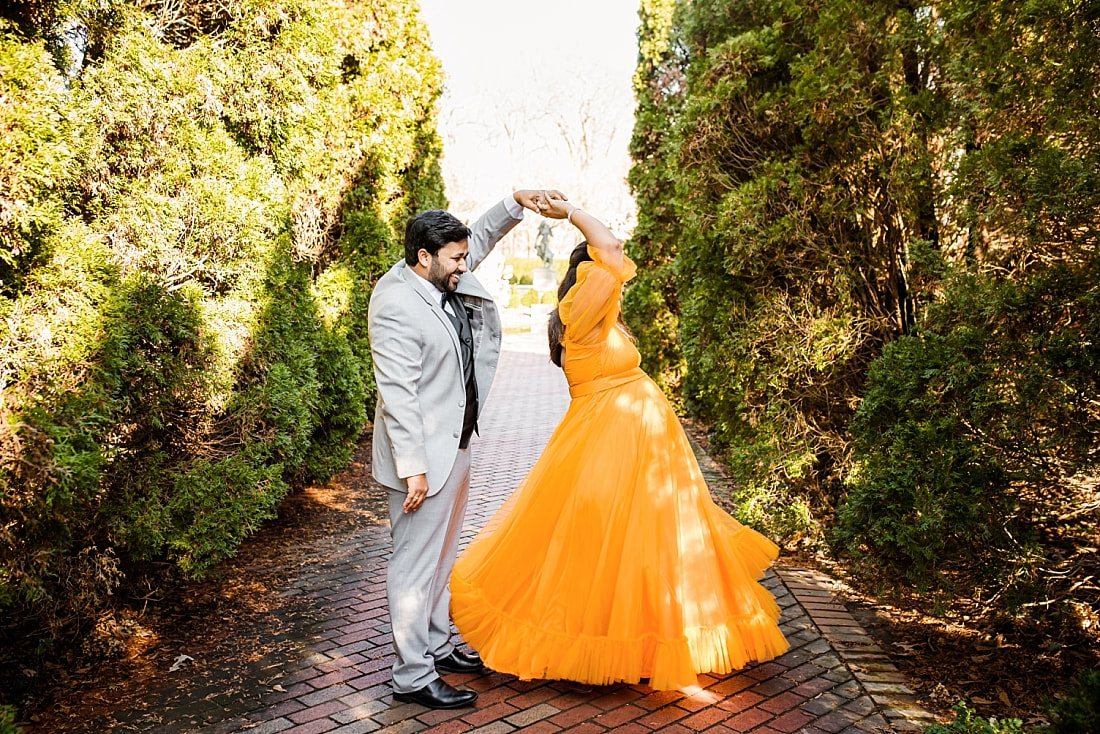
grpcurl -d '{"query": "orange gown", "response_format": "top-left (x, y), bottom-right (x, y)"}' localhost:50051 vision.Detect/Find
top-left (450, 247), bottom-right (788, 690)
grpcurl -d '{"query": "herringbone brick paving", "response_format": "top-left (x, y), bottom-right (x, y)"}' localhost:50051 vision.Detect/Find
top-left (64, 328), bottom-right (937, 733)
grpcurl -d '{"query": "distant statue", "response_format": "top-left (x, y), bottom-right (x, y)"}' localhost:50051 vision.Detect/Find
top-left (535, 221), bottom-right (554, 268)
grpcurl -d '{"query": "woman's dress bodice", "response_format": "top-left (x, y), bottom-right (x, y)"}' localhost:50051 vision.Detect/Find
top-left (558, 248), bottom-right (642, 396)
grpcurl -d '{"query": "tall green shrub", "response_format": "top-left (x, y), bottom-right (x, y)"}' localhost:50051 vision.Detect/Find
top-left (628, 0), bottom-right (1100, 593)
top-left (837, 0), bottom-right (1100, 582)
top-left (0, 0), bottom-right (445, 641)
top-left (628, 0), bottom-right (941, 543)
top-left (624, 0), bottom-right (684, 398)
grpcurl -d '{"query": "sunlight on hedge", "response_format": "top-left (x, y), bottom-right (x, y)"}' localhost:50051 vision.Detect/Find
top-left (0, 0), bottom-right (445, 637)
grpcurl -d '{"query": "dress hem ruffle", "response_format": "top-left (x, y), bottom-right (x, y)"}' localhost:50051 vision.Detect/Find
top-left (451, 532), bottom-right (790, 691)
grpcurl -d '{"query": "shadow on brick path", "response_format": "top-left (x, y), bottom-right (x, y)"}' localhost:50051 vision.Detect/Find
top-left (48, 328), bottom-right (937, 734)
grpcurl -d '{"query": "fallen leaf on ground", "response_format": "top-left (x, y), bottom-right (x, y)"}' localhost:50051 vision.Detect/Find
top-left (169, 654), bottom-right (193, 672)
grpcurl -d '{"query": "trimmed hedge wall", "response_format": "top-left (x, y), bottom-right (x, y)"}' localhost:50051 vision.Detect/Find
top-left (0, 0), bottom-right (445, 637)
top-left (626, 0), bottom-right (1100, 596)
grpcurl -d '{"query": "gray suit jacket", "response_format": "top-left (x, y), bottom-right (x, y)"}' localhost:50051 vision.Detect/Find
top-left (368, 199), bottom-right (520, 495)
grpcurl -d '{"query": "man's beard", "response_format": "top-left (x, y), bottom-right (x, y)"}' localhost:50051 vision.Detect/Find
top-left (428, 256), bottom-right (457, 292)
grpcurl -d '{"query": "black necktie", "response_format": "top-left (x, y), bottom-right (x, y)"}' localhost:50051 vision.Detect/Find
top-left (441, 291), bottom-right (478, 447)
top-left (442, 291), bottom-right (462, 338)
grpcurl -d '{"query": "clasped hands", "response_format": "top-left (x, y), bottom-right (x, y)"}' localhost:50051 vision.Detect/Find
top-left (514, 189), bottom-right (573, 220)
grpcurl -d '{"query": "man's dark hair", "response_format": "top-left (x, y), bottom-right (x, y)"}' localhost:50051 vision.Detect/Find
top-left (404, 210), bottom-right (472, 266)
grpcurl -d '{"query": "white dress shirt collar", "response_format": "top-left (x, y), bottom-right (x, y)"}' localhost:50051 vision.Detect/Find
top-left (408, 266), bottom-right (449, 310)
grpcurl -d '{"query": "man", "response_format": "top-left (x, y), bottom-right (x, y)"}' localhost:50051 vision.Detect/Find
top-left (368, 189), bottom-right (564, 709)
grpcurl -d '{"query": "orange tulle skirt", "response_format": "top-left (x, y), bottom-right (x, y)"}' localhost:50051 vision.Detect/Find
top-left (451, 374), bottom-right (789, 690)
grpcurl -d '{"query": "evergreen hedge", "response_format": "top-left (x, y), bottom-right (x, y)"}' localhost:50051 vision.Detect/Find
top-left (0, 0), bottom-right (445, 638)
top-left (627, 0), bottom-right (1100, 592)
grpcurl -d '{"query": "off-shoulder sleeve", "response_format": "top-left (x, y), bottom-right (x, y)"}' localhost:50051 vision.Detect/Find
top-left (558, 246), bottom-right (637, 346)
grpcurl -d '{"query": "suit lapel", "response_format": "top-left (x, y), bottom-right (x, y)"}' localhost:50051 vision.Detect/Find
top-left (395, 263), bottom-right (463, 360)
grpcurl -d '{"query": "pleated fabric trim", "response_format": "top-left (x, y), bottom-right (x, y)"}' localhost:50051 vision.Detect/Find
top-left (451, 532), bottom-right (790, 691)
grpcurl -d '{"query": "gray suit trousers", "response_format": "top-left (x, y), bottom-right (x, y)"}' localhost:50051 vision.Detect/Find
top-left (386, 448), bottom-right (472, 693)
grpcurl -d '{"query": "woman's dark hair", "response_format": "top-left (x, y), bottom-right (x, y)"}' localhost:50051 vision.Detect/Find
top-left (548, 243), bottom-right (593, 367)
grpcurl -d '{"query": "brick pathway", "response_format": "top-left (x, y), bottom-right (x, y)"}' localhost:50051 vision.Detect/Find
top-left (66, 326), bottom-right (938, 733)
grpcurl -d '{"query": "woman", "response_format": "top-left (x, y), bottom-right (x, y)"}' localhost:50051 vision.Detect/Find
top-left (450, 199), bottom-right (788, 690)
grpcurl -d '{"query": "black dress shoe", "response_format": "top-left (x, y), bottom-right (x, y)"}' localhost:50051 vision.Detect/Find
top-left (435, 648), bottom-right (485, 674)
top-left (393, 677), bottom-right (478, 709)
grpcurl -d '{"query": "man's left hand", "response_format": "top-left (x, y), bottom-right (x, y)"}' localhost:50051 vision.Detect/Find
top-left (403, 473), bottom-right (429, 513)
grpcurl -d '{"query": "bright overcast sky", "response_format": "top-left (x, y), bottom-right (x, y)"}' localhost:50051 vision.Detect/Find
top-left (416, 0), bottom-right (641, 247)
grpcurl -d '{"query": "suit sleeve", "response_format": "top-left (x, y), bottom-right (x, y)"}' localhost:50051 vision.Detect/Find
top-left (465, 198), bottom-right (523, 272)
top-left (369, 298), bottom-right (429, 479)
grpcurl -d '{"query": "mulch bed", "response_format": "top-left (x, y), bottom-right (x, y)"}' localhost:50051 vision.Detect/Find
top-left (795, 550), bottom-right (1100, 728)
